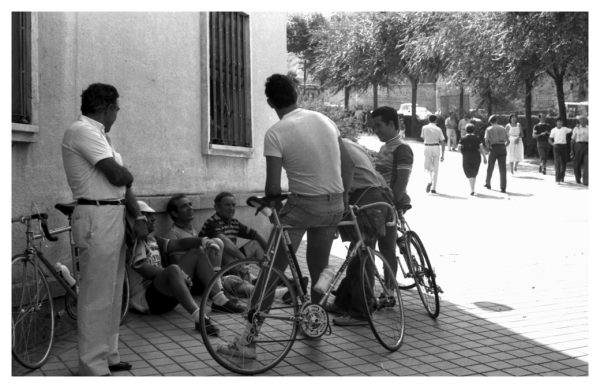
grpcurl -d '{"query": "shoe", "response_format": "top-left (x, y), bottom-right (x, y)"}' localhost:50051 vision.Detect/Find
top-left (426, 183), bottom-right (432, 193)
top-left (217, 340), bottom-right (256, 359)
top-left (108, 361), bottom-right (132, 372)
top-left (539, 165), bottom-right (542, 173)
top-left (212, 299), bottom-right (245, 314)
top-left (470, 192), bottom-right (475, 196)
top-left (542, 167), bottom-right (546, 175)
top-left (430, 189), bottom-right (437, 194)
top-left (333, 314), bottom-right (368, 326)
top-left (377, 293), bottom-right (397, 309)
top-left (196, 318), bottom-right (220, 337)
top-left (324, 302), bottom-right (346, 316)
top-left (484, 184), bottom-right (491, 190)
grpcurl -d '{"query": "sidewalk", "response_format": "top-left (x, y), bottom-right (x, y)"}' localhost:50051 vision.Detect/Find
top-left (12, 137), bottom-right (589, 377)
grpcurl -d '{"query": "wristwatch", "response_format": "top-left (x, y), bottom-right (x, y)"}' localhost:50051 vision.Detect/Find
top-left (136, 215), bottom-right (148, 222)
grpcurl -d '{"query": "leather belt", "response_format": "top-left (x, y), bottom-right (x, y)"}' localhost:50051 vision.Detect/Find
top-left (77, 198), bottom-right (126, 206)
top-left (424, 143), bottom-right (439, 146)
top-left (576, 142), bottom-right (588, 144)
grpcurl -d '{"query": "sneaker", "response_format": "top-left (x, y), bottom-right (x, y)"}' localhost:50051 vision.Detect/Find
top-left (430, 189), bottom-right (437, 194)
top-left (426, 182), bottom-right (432, 193)
top-left (377, 293), bottom-right (397, 309)
top-left (539, 165), bottom-right (542, 173)
top-left (196, 318), bottom-right (220, 337)
top-left (333, 314), bottom-right (368, 326)
top-left (324, 302), bottom-right (346, 316)
top-left (216, 340), bottom-right (257, 359)
top-left (212, 299), bottom-right (245, 314)
top-left (542, 167), bottom-right (546, 175)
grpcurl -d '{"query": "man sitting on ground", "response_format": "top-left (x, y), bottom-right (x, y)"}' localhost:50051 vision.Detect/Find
top-left (127, 201), bottom-right (243, 336)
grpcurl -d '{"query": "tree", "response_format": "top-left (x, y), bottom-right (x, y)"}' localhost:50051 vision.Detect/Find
top-left (287, 13), bottom-right (328, 88)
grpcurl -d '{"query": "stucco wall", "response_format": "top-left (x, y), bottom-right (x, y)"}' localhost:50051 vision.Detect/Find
top-left (12, 12), bottom-right (287, 262)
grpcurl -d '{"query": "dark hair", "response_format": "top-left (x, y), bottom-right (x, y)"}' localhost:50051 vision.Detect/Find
top-left (80, 83), bottom-right (119, 115)
top-left (371, 106), bottom-right (399, 130)
top-left (265, 74), bottom-right (297, 109)
top-left (509, 113), bottom-right (518, 123)
top-left (428, 114), bottom-right (437, 123)
top-left (214, 191), bottom-right (235, 204)
top-left (465, 123), bottom-right (475, 134)
top-left (488, 114), bottom-right (498, 124)
top-left (166, 193), bottom-right (187, 220)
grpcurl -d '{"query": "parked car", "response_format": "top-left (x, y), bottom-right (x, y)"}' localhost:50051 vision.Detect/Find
top-left (398, 103), bottom-right (433, 120)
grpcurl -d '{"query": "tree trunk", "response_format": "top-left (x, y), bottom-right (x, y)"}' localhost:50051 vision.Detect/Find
top-left (459, 85), bottom-right (465, 117)
top-left (372, 82), bottom-right (378, 109)
top-left (547, 66), bottom-right (567, 120)
top-left (303, 59), bottom-right (307, 89)
top-left (524, 78), bottom-right (533, 138)
top-left (410, 76), bottom-right (419, 137)
top-left (486, 87), bottom-right (493, 117)
top-left (344, 86), bottom-right (351, 111)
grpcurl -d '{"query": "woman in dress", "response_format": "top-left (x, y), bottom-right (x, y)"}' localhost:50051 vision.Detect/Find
top-left (506, 113), bottom-right (524, 174)
top-left (458, 123), bottom-right (487, 195)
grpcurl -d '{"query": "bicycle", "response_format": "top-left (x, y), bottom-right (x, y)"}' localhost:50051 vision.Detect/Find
top-left (392, 206), bottom-right (441, 318)
top-left (198, 194), bottom-right (404, 375)
top-left (11, 203), bottom-right (130, 370)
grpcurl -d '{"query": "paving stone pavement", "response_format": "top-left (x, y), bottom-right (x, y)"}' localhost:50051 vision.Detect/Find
top-left (11, 137), bottom-right (590, 378)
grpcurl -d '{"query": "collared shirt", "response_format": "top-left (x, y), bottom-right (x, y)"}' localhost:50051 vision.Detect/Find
top-left (572, 125), bottom-right (589, 143)
top-left (549, 126), bottom-right (572, 144)
top-left (264, 108), bottom-right (343, 196)
top-left (200, 213), bottom-right (257, 245)
top-left (484, 124), bottom-right (508, 147)
top-left (62, 115), bottom-right (125, 200)
top-left (420, 123), bottom-right (445, 145)
top-left (374, 134), bottom-right (414, 187)
top-left (445, 117), bottom-right (457, 130)
top-left (342, 138), bottom-right (387, 192)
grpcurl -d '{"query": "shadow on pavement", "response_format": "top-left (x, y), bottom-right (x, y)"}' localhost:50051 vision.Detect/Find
top-left (473, 193), bottom-right (505, 200)
top-left (430, 193), bottom-right (468, 200)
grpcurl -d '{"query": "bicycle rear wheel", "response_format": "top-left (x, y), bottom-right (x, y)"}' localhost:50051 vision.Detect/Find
top-left (360, 248), bottom-right (405, 351)
top-left (199, 259), bottom-right (299, 375)
top-left (12, 255), bottom-right (55, 369)
top-left (65, 274), bottom-right (130, 325)
top-left (406, 231), bottom-right (440, 318)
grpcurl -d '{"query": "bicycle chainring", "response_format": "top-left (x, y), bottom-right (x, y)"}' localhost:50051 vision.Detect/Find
top-left (299, 302), bottom-right (329, 339)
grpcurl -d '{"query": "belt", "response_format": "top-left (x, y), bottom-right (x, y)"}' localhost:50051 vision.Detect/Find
top-left (77, 198), bottom-right (126, 206)
top-left (424, 143), bottom-right (439, 146)
top-left (292, 192), bottom-right (343, 200)
top-left (491, 143), bottom-right (506, 146)
top-left (576, 142), bottom-right (588, 144)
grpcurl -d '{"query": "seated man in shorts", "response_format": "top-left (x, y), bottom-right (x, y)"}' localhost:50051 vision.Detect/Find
top-left (127, 201), bottom-right (244, 334)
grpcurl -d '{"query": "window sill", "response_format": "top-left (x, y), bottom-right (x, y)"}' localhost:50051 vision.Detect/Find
top-left (12, 123), bottom-right (39, 143)
top-left (207, 144), bottom-right (254, 158)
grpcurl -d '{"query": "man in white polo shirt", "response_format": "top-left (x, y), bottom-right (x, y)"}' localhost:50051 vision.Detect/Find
top-left (549, 117), bottom-right (572, 184)
top-left (420, 114), bottom-right (446, 194)
top-left (571, 116), bottom-right (588, 185)
top-left (62, 83), bottom-right (148, 375)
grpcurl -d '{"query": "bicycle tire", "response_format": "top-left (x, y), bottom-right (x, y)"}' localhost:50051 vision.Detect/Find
top-left (395, 232), bottom-right (416, 290)
top-left (360, 248), bottom-right (405, 351)
top-left (12, 254), bottom-right (55, 369)
top-left (64, 274), bottom-right (130, 325)
top-left (199, 259), bottom-right (299, 375)
top-left (406, 231), bottom-right (440, 318)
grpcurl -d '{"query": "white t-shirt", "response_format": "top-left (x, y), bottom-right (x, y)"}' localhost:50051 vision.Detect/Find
top-left (420, 123), bottom-right (445, 145)
top-left (264, 108), bottom-right (344, 196)
top-left (61, 115), bottom-right (125, 200)
top-left (549, 126), bottom-right (572, 144)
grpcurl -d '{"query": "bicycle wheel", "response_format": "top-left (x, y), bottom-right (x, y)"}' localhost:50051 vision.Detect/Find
top-left (360, 248), bottom-right (405, 351)
top-left (65, 274), bottom-right (130, 325)
top-left (199, 259), bottom-right (299, 375)
top-left (406, 231), bottom-right (440, 318)
top-left (394, 231), bottom-right (416, 290)
top-left (12, 255), bottom-right (55, 369)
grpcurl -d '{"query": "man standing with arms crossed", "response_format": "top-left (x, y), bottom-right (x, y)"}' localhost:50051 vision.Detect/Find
top-left (483, 114), bottom-right (509, 193)
top-left (420, 114), bottom-right (445, 194)
top-left (62, 83), bottom-right (148, 375)
top-left (217, 73), bottom-right (352, 358)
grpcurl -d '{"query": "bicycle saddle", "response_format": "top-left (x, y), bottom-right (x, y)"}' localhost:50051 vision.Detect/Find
top-left (55, 202), bottom-right (77, 216)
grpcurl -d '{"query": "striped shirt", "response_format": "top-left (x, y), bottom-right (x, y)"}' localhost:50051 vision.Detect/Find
top-left (374, 134), bottom-right (414, 187)
top-left (200, 214), bottom-right (257, 245)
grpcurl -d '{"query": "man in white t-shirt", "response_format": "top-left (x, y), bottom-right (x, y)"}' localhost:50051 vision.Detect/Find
top-left (549, 117), bottom-right (572, 184)
top-left (420, 114), bottom-right (446, 194)
top-left (217, 73), bottom-right (353, 359)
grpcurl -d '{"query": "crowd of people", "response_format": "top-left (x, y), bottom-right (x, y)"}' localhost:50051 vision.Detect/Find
top-left (61, 77), bottom-right (588, 375)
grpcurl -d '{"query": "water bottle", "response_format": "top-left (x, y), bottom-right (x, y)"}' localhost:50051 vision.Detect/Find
top-left (313, 265), bottom-right (336, 294)
top-left (54, 262), bottom-right (76, 288)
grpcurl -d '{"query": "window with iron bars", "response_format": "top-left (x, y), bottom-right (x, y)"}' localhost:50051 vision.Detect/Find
top-left (209, 12), bottom-right (252, 148)
top-left (12, 12), bottom-right (31, 125)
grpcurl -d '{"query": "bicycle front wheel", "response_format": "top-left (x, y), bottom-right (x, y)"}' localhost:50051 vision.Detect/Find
top-left (406, 231), bottom-right (440, 318)
top-left (199, 259), bottom-right (299, 375)
top-left (65, 274), bottom-right (130, 325)
top-left (360, 248), bottom-right (405, 351)
top-left (12, 254), bottom-right (55, 369)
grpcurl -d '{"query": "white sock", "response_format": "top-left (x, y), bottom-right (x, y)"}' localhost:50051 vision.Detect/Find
top-left (191, 307), bottom-right (200, 323)
top-left (212, 291), bottom-right (228, 306)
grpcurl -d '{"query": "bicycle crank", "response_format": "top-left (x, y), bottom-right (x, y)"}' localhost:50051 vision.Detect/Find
top-left (299, 302), bottom-right (329, 339)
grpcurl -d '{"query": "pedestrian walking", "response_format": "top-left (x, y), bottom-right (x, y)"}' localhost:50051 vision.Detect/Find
top-left (570, 116), bottom-right (588, 185)
top-left (420, 114), bottom-right (445, 194)
top-left (445, 112), bottom-right (458, 151)
top-left (548, 117), bottom-right (572, 184)
top-left (506, 114), bottom-right (524, 174)
top-left (532, 114), bottom-right (552, 175)
top-left (459, 123), bottom-right (487, 195)
top-left (458, 113), bottom-right (471, 139)
top-left (483, 115), bottom-right (509, 193)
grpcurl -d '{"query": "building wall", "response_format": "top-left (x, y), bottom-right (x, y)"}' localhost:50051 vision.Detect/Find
top-left (12, 12), bottom-right (287, 263)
